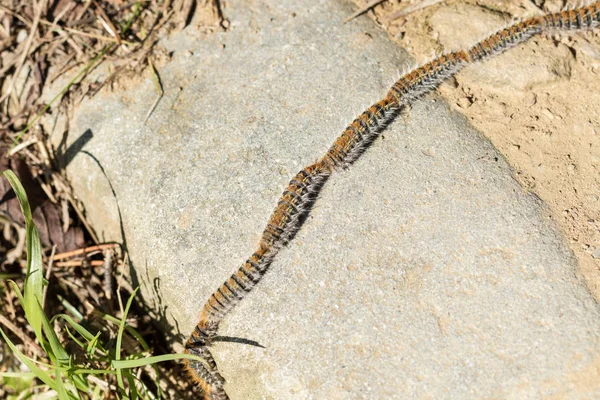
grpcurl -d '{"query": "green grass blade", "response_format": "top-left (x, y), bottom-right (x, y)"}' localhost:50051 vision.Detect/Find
top-left (57, 294), bottom-right (85, 320)
top-left (8, 284), bottom-right (88, 394)
top-left (53, 315), bottom-right (95, 341)
top-left (8, 280), bottom-right (25, 303)
top-left (8, 279), bottom-right (71, 370)
top-left (56, 318), bottom-right (105, 357)
top-left (54, 368), bottom-right (70, 400)
top-left (0, 372), bottom-right (36, 378)
top-left (126, 372), bottom-right (138, 400)
top-left (3, 172), bottom-right (87, 396)
top-left (3, 170), bottom-right (44, 340)
top-left (67, 368), bottom-right (115, 375)
top-left (0, 327), bottom-right (57, 390)
top-left (14, 387), bottom-right (35, 400)
top-left (115, 288), bottom-right (139, 361)
top-left (112, 353), bottom-right (206, 369)
top-left (87, 332), bottom-right (102, 357)
top-left (7, 280), bottom-right (49, 350)
top-left (63, 326), bottom-right (86, 351)
top-left (102, 313), bottom-right (149, 352)
top-left (0, 272), bottom-right (22, 280)
top-left (115, 287), bottom-right (138, 395)
top-left (40, 305), bottom-right (69, 365)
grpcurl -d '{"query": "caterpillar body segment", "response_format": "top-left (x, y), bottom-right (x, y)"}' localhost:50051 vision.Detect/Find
top-left (185, 163), bottom-right (331, 398)
top-left (468, 3), bottom-right (600, 63)
top-left (467, 19), bottom-right (544, 62)
top-left (261, 161), bottom-right (331, 248)
top-left (184, 323), bottom-right (228, 399)
top-left (201, 245), bottom-right (274, 323)
top-left (324, 96), bottom-right (400, 169)
top-left (388, 51), bottom-right (469, 105)
top-left (184, 3), bottom-right (600, 398)
top-left (184, 344), bottom-right (228, 400)
top-left (188, 163), bottom-right (331, 333)
top-left (542, 3), bottom-right (600, 30)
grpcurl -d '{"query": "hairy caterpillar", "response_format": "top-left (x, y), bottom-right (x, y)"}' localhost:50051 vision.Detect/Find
top-left (184, 3), bottom-right (600, 399)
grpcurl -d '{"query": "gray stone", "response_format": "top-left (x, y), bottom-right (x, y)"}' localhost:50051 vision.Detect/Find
top-left (56, 0), bottom-right (600, 398)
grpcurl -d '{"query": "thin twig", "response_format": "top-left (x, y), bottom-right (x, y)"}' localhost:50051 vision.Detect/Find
top-left (38, 19), bottom-right (136, 45)
top-left (93, 0), bottom-right (122, 44)
top-left (144, 57), bottom-right (164, 123)
top-left (0, 0), bottom-right (43, 106)
top-left (47, 53), bottom-right (76, 84)
top-left (61, 199), bottom-right (70, 233)
top-left (53, 243), bottom-right (119, 260)
top-left (35, 175), bottom-right (58, 203)
top-left (54, 260), bottom-right (105, 268)
top-left (0, 314), bottom-right (45, 357)
top-left (86, 375), bottom-right (113, 394)
top-left (7, 137), bottom-right (38, 156)
top-left (383, 0), bottom-right (445, 22)
top-left (344, 0), bottom-right (388, 23)
top-left (44, 0), bottom-right (75, 42)
top-left (62, 186), bottom-right (101, 244)
top-left (11, 43), bottom-right (116, 146)
top-left (0, 5), bottom-right (32, 27)
top-left (103, 248), bottom-right (113, 301)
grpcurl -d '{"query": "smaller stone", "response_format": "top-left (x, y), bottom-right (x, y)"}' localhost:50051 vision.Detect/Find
top-left (457, 97), bottom-right (473, 109)
top-left (593, 248), bottom-right (600, 259)
top-left (540, 108), bottom-right (556, 121)
top-left (523, 92), bottom-right (537, 107)
top-left (16, 29), bottom-right (28, 43)
top-left (421, 147), bottom-right (436, 158)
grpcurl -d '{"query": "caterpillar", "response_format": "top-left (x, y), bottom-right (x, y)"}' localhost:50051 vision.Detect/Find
top-left (184, 3), bottom-right (600, 399)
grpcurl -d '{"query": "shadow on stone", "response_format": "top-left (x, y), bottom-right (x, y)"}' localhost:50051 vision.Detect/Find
top-left (81, 144), bottom-right (189, 376)
top-left (60, 128), bottom-right (94, 169)
top-left (146, 269), bottom-right (185, 348)
top-left (213, 335), bottom-right (266, 349)
top-left (81, 149), bottom-right (128, 251)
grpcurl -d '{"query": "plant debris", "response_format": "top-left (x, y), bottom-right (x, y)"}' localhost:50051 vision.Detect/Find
top-left (0, 0), bottom-right (223, 398)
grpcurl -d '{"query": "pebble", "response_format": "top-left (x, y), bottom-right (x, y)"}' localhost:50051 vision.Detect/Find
top-left (16, 29), bottom-right (28, 44)
top-left (523, 92), bottom-right (537, 107)
top-left (457, 97), bottom-right (473, 109)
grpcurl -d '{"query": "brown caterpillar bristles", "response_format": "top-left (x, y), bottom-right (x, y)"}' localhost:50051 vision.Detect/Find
top-left (467, 19), bottom-right (544, 62)
top-left (389, 51), bottom-right (470, 105)
top-left (184, 3), bottom-right (600, 398)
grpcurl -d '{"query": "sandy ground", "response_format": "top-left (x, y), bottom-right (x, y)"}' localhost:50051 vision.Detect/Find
top-left (347, 0), bottom-right (600, 302)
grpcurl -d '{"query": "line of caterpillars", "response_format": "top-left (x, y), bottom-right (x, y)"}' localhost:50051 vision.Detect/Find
top-left (184, 4), bottom-right (600, 399)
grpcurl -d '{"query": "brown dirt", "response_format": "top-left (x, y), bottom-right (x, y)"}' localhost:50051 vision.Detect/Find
top-left (347, 0), bottom-right (600, 302)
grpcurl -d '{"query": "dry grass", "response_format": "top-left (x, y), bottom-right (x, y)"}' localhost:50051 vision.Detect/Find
top-left (0, 1), bottom-right (223, 398)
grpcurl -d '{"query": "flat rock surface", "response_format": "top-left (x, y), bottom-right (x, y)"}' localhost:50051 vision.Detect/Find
top-left (58, 0), bottom-right (600, 398)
